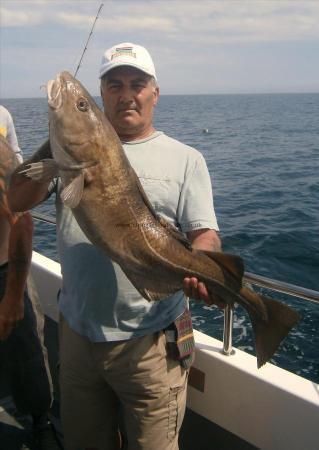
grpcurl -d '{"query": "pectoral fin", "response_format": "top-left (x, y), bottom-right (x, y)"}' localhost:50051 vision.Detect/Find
top-left (19, 159), bottom-right (59, 182)
top-left (60, 173), bottom-right (84, 208)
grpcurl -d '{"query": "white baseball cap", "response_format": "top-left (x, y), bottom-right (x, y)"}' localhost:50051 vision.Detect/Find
top-left (99, 42), bottom-right (157, 80)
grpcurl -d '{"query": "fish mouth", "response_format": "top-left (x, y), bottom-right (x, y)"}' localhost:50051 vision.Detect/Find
top-left (47, 74), bottom-right (63, 110)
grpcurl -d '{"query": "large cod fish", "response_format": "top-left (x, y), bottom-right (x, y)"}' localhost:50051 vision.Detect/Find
top-left (23, 71), bottom-right (299, 367)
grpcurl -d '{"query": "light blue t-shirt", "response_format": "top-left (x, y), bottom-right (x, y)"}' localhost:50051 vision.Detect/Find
top-left (56, 131), bottom-right (219, 342)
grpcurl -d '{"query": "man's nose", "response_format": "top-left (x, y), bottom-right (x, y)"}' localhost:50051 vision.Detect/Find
top-left (119, 86), bottom-right (134, 102)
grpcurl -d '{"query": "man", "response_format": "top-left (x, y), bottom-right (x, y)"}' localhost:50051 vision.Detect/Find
top-left (0, 122), bottom-right (61, 449)
top-left (9, 43), bottom-right (221, 450)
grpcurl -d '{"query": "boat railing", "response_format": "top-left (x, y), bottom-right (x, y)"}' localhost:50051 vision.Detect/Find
top-left (223, 275), bottom-right (319, 356)
top-left (32, 210), bottom-right (319, 357)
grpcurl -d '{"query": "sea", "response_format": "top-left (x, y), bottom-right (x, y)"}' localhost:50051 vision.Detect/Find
top-left (2, 93), bottom-right (319, 384)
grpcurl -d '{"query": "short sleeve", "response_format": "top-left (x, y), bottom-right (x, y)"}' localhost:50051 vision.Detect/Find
top-left (177, 154), bottom-right (219, 233)
top-left (6, 110), bottom-right (23, 163)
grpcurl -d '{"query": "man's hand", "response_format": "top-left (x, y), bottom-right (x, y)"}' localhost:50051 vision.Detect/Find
top-left (0, 295), bottom-right (24, 340)
top-left (183, 277), bottom-right (210, 303)
top-left (183, 277), bottom-right (225, 308)
top-left (183, 228), bottom-right (225, 308)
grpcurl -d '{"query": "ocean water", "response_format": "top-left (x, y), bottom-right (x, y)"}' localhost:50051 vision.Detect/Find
top-left (2, 93), bottom-right (319, 383)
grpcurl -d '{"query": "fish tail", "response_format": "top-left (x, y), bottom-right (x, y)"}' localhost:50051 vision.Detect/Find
top-left (240, 286), bottom-right (300, 368)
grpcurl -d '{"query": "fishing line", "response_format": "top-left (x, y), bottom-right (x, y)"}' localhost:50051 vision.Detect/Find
top-left (74, 3), bottom-right (104, 78)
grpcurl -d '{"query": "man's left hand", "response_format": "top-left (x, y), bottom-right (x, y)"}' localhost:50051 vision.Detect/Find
top-left (183, 277), bottom-right (225, 308)
top-left (184, 228), bottom-right (224, 307)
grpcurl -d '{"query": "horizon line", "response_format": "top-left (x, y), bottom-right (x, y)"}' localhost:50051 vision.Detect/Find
top-left (2, 91), bottom-right (319, 101)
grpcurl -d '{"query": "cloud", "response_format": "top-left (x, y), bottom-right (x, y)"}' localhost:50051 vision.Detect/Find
top-left (146, 1), bottom-right (319, 44)
top-left (1, 0), bottom-right (319, 97)
top-left (98, 16), bottom-right (174, 33)
top-left (2, 1), bottom-right (319, 43)
top-left (0, 6), bottom-right (43, 26)
top-left (56, 11), bottom-right (98, 29)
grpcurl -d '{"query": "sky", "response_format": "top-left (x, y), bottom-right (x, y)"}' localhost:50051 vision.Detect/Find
top-left (1, 0), bottom-right (319, 98)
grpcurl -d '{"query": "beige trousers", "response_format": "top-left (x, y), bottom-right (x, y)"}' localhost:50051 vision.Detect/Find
top-left (59, 316), bottom-right (188, 450)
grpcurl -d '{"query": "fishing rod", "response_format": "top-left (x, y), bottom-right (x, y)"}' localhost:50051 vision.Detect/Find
top-left (74, 3), bottom-right (104, 78)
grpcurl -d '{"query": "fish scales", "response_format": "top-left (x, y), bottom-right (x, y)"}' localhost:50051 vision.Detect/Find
top-left (23, 71), bottom-right (300, 367)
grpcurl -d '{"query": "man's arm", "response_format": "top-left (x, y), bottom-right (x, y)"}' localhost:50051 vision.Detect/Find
top-left (0, 212), bottom-right (33, 340)
top-left (8, 139), bottom-right (52, 212)
top-left (187, 228), bottom-right (221, 252)
top-left (183, 228), bottom-right (224, 307)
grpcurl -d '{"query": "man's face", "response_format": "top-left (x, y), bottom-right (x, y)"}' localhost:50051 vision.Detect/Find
top-left (101, 66), bottom-right (159, 140)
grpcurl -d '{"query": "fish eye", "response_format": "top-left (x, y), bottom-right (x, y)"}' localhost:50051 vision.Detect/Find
top-left (77, 98), bottom-right (89, 112)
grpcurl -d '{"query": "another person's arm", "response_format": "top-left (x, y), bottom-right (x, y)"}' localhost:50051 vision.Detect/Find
top-left (8, 139), bottom-right (52, 212)
top-left (0, 212), bottom-right (33, 340)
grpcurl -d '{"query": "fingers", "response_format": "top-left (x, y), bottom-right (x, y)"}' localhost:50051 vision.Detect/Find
top-left (197, 281), bottom-right (209, 302)
top-left (183, 277), bottom-right (212, 305)
top-left (183, 277), bottom-right (199, 301)
top-left (183, 277), bottom-right (227, 308)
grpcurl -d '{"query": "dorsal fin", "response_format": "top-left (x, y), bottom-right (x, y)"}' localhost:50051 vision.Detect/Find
top-left (200, 251), bottom-right (245, 282)
top-left (157, 215), bottom-right (192, 250)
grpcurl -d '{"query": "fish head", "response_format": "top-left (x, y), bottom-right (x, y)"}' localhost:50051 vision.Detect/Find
top-left (47, 71), bottom-right (109, 167)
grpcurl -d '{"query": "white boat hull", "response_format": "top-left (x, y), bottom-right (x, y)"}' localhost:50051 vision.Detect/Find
top-left (31, 251), bottom-right (319, 450)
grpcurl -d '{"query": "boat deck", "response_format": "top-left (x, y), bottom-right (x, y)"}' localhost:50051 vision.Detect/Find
top-left (0, 396), bottom-right (35, 449)
top-left (0, 283), bottom-right (257, 450)
top-left (0, 398), bottom-right (256, 450)
top-left (0, 395), bottom-right (63, 450)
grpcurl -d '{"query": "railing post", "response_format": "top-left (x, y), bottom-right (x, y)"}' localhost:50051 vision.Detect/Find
top-left (222, 305), bottom-right (235, 355)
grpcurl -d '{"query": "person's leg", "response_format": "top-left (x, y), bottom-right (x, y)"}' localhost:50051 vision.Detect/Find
top-left (59, 315), bottom-right (121, 450)
top-left (3, 272), bottom-right (61, 448)
top-left (26, 273), bottom-right (54, 398)
top-left (95, 332), bottom-right (188, 450)
top-left (6, 284), bottom-right (52, 416)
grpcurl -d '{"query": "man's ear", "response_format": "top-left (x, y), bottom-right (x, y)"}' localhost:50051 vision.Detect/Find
top-left (153, 86), bottom-right (160, 106)
top-left (100, 87), bottom-right (104, 106)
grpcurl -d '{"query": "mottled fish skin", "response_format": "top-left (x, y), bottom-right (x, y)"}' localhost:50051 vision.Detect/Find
top-left (46, 73), bottom-right (241, 302)
top-left (40, 71), bottom-right (299, 368)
